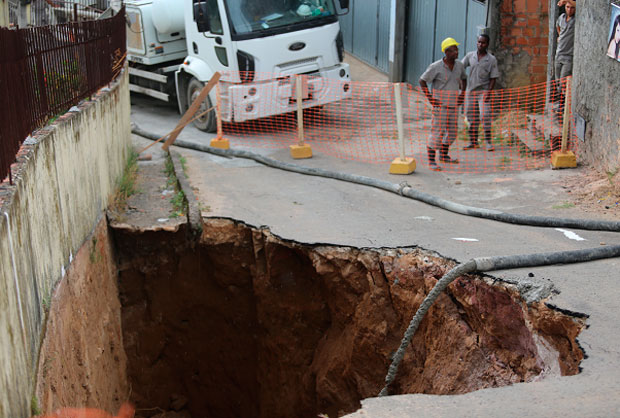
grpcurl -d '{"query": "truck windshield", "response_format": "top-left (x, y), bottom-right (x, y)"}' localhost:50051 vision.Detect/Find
top-left (225, 0), bottom-right (337, 38)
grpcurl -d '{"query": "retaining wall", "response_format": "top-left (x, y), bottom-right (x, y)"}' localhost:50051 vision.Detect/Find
top-left (573, 0), bottom-right (620, 173)
top-left (0, 70), bottom-right (131, 418)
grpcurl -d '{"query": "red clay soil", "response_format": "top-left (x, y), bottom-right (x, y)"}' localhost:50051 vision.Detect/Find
top-left (113, 218), bottom-right (585, 418)
top-left (35, 217), bottom-right (129, 416)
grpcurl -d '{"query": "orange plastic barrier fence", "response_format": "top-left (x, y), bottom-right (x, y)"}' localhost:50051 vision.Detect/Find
top-left (217, 72), bottom-right (578, 173)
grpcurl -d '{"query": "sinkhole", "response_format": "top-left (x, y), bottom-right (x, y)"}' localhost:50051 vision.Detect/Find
top-left (109, 218), bottom-right (585, 418)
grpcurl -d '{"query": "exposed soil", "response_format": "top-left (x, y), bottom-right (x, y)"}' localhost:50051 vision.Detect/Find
top-left (35, 218), bottom-right (129, 415)
top-left (34, 142), bottom-right (589, 418)
top-left (112, 218), bottom-right (585, 418)
top-left (559, 166), bottom-right (620, 217)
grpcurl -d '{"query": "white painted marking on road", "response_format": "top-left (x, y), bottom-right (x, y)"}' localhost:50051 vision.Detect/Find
top-left (555, 228), bottom-right (586, 241)
top-left (414, 216), bottom-right (434, 221)
top-left (452, 238), bottom-right (479, 242)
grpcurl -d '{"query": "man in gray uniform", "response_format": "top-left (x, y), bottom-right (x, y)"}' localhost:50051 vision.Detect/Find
top-left (554, 0), bottom-right (575, 102)
top-left (462, 33), bottom-right (500, 151)
top-left (419, 37), bottom-right (467, 171)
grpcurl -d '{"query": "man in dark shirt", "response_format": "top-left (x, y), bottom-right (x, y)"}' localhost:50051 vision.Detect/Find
top-left (554, 0), bottom-right (575, 102)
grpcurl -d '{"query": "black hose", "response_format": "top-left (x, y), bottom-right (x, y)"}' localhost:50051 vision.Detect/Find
top-left (132, 124), bottom-right (620, 232)
top-left (131, 125), bottom-right (620, 397)
top-left (378, 244), bottom-right (620, 396)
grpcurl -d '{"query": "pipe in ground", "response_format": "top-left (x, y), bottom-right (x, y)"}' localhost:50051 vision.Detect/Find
top-left (378, 244), bottom-right (620, 396)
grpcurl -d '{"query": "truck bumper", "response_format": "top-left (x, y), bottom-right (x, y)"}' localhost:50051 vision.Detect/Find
top-left (221, 63), bottom-right (351, 123)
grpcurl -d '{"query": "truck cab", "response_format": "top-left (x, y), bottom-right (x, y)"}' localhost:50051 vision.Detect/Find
top-left (126, 0), bottom-right (351, 132)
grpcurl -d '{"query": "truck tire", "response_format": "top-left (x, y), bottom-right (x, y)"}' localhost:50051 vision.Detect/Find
top-left (187, 78), bottom-right (217, 133)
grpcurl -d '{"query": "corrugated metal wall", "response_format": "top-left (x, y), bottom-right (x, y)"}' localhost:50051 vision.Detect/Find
top-left (340, 0), bottom-right (487, 81)
top-left (339, 0), bottom-right (391, 73)
top-left (405, 0), bottom-right (488, 83)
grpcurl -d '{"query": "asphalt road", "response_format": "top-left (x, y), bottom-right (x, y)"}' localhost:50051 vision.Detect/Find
top-left (131, 91), bottom-right (620, 417)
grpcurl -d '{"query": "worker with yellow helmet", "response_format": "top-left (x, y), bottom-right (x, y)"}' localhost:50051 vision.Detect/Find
top-left (419, 37), bottom-right (467, 171)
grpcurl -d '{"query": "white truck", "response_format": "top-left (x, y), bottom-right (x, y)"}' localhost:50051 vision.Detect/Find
top-left (126, 0), bottom-right (351, 132)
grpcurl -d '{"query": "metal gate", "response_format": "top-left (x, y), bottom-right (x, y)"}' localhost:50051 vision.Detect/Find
top-left (339, 0), bottom-right (391, 73)
top-left (405, 0), bottom-right (488, 83)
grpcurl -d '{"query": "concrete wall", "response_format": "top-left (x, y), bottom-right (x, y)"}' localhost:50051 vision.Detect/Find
top-left (573, 0), bottom-right (620, 172)
top-left (0, 70), bottom-right (131, 418)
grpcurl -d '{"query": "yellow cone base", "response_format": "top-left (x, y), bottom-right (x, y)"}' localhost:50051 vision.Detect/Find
top-left (290, 144), bottom-right (313, 159)
top-left (389, 157), bottom-right (417, 174)
top-left (210, 137), bottom-right (230, 149)
top-left (551, 150), bottom-right (576, 169)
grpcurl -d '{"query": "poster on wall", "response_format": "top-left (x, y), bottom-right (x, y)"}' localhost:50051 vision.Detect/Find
top-left (607, 3), bottom-right (620, 60)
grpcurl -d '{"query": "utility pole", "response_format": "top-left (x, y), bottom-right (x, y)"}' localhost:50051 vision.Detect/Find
top-left (0, 0), bottom-right (10, 27)
top-left (388, 0), bottom-right (406, 82)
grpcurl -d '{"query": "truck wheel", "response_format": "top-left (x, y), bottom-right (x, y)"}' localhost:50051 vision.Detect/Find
top-left (187, 78), bottom-right (217, 133)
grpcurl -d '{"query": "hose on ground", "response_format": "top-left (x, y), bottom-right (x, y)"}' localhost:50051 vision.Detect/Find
top-left (131, 125), bottom-right (620, 396)
top-left (378, 244), bottom-right (620, 396)
top-left (132, 124), bottom-right (620, 232)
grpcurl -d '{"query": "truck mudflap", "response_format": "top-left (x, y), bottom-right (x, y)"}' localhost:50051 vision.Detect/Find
top-left (221, 64), bottom-right (351, 123)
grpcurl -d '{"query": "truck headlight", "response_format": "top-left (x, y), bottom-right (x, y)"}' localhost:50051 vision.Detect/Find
top-left (237, 50), bottom-right (255, 83)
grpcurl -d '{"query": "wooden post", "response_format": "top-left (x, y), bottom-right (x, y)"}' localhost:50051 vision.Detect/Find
top-left (296, 74), bottom-right (304, 145)
top-left (395, 83), bottom-right (405, 161)
top-left (551, 76), bottom-right (576, 168)
top-left (210, 80), bottom-right (229, 149)
top-left (560, 76), bottom-right (572, 153)
top-left (389, 83), bottom-right (416, 174)
top-left (289, 74), bottom-right (312, 159)
top-left (162, 72), bottom-right (221, 151)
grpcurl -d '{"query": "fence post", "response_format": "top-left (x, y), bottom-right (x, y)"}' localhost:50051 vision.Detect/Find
top-left (289, 74), bottom-right (312, 159)
top-left (551, 76), bottom-right (576, 169)
top-left (389, 83), bottom-right (416, 174)
top-left (210, 81), bottom-right (230, 149)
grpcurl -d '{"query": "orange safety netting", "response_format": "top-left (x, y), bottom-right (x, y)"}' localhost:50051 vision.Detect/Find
top-left (215, 72), bottom-right (578, 173)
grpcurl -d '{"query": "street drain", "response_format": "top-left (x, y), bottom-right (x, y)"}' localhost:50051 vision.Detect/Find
top-left (113, 218), bottom-right (585, 418)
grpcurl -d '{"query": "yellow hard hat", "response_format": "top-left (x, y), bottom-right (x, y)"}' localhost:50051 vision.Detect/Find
top-left (441, 37), bottom-right (460, 53)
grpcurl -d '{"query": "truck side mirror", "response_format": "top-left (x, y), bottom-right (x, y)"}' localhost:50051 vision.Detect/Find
top-left (193, 1), bottom-right (211, 33)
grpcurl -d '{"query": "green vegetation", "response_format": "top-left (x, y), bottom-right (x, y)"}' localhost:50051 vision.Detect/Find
top-left (552, 202), bottom-right (576, 209)
top-left (31, 395), bottom-right (41, 416)
top-left (170, 190), bottom-right (186, 218)
top-left (179, 156), bottom-right (188, 177)
top-left (497, 156), bottom-right (511, 170)
top-left (111, 149), bottom-right (139, 211)
top-left (164, 155), bottom-right (188, 218)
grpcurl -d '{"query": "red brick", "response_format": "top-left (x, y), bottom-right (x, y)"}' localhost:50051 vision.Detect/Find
top-left (528, 18), bottom-right (540, 27)
top-left (523, 27), bottom-right (536, 37)
top-left (502, 1), bottom-right (513, 13)
top-left (516, 37), bottom-right (529, 46)
top-left (527, 37), bottom-right (541, 46)
top-left (526, 0), bottom-right (539, 12)
top-left (532, 64), bottom-right (547, 74)
top-left (514, 0), bottom-right (527, 12)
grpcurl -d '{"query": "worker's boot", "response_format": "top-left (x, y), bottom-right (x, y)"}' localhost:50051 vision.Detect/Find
top-left (439, 144), bottom-right (459, 164)
top-left (463, 126), bottom-right (479, 150)
top-left (427, 147), bottom-right (441, 171)
top-left (484, 129), bottom-right (494, 152)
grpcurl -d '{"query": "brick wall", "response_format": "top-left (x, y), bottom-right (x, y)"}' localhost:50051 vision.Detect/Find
top-left (495, 0), bottom-right (550, 88)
